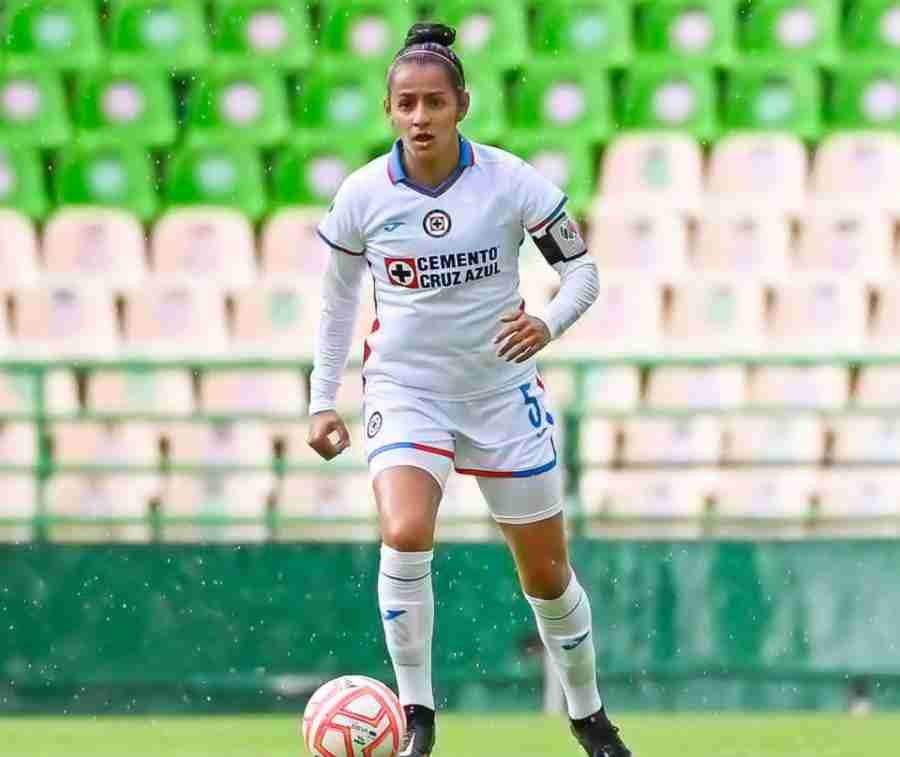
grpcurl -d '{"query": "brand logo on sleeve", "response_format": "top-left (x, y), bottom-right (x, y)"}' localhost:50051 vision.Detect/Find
top-left (385, 257), bottom-right (420, 288)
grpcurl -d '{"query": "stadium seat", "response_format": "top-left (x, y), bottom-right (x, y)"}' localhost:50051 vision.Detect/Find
top-left (185, 69), bottom-right (290, 148)
top-left (725, 415), bottom-right (825, 464)
top-left (665, 278), bottom-right (766, 355)
top-left (545, 278), bottom-right (663, 357)
top-left (694, 207), bottom-right (791, 280)
top-left (123, 282), bottom-right (228, 357)
top-left (164, 144), bottom-right (267, 221)
top-left (646, 366), bottom-right (747, 409)
top-left (855, 365), bottom-right (900, 407)
top-left (535, 366), bottom-right (578, 409)
top-left (108, 0), bottom-right (209, 73)
top-left (714, 468), bottom-right (817, 520)
top-left (796, 201), bottom-right (892, 282)
top-left (279, 473), bottom-right (374, 519)
top-left (0, 148), bottom-right (50, 220)
top-left (272, 144), bottom-right (367, 208)
top-left (168, 421), bottom-right (273, 466)
top-left (151, 208), bottom-right (256, 288)
top-left (0, 477), bottom-right (36, 542)
top-left (438, 472), bottom-right (491, 522)
top-left (13, 284), bottom-right (118, 358)
top-left (0, 70), bottom-right (70, 148)
top-left (531, 0), bottom-right (633, 66)
top-left (844, 0), bottom-right (900, 61)
top-left (318, 0), bottom-right (415, 65)
top-left (3, 0), bottom-right (102, 71)
top-left (211, 0), bottom-right (314, 71)
top-left (0, 210), bottom-right (40, 291)
top-left (509, 63), bottom-right (612, 143)
top-left (585, 469), bottom-right (713, 519)
top-left (828, 61), bottom-right (900, 130)
top-left (442, 0), bottom-right (528, 72)
top-left (831, 415), bottom-right (900, 463)
top-left (0, 300), bottom-right (10, 357)
top-left (635, 0), bottom-right (737, 64)
top-left (812, 132), bottom-right (900, 214)
top-left (0, 422), bottom-right (37, 467)
top-left (162, 474), bottom-right (271, 542)
top-left (86, 368), bottom-right (194, 417)
top-left (581, 365), bottom-right (642, 411)
top-left (45, 475), bottom-right (156, 542)
top-left (0, 368), bottom-right (78, 415)
top-left (817, 469), bottom-right (900, 518)
top-left (749, 365), bottom-right (849, 410)
top-left (233, 282), bottom-right (319, 358)
top-left (53, 146), bottom-right (159, 221)
top-left (768, 279), bottom-right (868, 355)
top-left (292, 68), bottom-right (391, 152)
top-left (459, 70), bottom-right (508, 146)
top-left (200, 370), bottom-right (308, 422)
top-left (869, 283), bottom-right (900, 353)
top-left (723, 62), bottom-right (823, 139)
top-left (578, 417), bottom-right (618, 466)
top-left (588, 204), bottom-right (687, 281)
top-left (43, 208), bottom-right (147, 289)
top-left (261, 208), bottom-right (331, 277)
top-left (598, 133), bottom-right (704, 217)
top-left (619, 61), bottom-right (718, 141)
top-left (621, 416), bottom-right (721, 465)
top-left (738, 0), bottom-right (839, 64)
top-left (707, 134), bottom-right (808, 217)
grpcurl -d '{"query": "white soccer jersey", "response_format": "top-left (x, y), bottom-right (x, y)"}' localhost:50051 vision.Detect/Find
top-left (317, 136), bottom-right (587, 400)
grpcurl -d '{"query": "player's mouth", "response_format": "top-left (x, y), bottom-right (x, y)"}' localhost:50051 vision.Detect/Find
top-left (412, 133), bottom-right (435, 147)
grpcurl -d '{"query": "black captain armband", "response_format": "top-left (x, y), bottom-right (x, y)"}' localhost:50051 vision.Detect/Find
top-left (532, 212), bottom-right (588, 265)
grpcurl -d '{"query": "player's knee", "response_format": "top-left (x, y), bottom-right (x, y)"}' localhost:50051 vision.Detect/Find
top-left (380, 518), bottom-right (434, 552)
top-left (519, 561), bottom-right (571, 600)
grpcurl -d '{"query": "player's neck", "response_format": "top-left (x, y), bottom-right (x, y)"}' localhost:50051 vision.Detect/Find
top-left (402, 135), bottom-right (461, 189)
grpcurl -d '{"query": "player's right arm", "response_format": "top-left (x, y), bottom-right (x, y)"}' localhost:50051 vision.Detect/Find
top-left (308, 181), bottom-right (367, 461)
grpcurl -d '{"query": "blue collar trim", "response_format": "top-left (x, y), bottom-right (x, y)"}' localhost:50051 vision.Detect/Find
top-left (387, 136), bottom-right (475, 198)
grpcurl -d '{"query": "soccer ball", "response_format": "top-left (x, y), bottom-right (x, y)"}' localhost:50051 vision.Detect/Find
top-left (302, 675), bottom-right (405, 757)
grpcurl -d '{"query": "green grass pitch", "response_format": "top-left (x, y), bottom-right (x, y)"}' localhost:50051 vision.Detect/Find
top-left (1, 713), bottom-right (894, 756)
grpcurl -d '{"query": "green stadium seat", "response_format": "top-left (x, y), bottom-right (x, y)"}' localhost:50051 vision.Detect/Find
top-left (724, 63), bottom-right (822, 139)
top-left (165, 145), bottom-right (267, 221)
top-left (72, 70), bottom-right (177, 149)
top-left (635, 0), bottom-right (737, 64)
top-left (108, 0), bottom-right (210, 73)
top-left (54, 146), bottom-right (159, 221)
top-left (739, 0), bottom-right (839, 65)
top-left (273, 143), bottom-right (368, 207)
top-left (828, 62), bottom-right (900, 130)
top-left (293, 67), bottom-right (391, 152)
top-left (531, 0), bottom-right (633, 66)
top-left (211, 0), bottom-right (314, 71)
top-left (185, 69), bottom-right (289, 148)
top-left (503, 134), bottom-right (595, 217)
top-left (3, 0), bottom-right (102, 72)
top-left (318, 0), bottom-right (415, 65)
top-left (0, 147), bottom-right (49, 219)
top-left (509, 64), bottom-right (612, 143)
top-left (844, 0), bottom-right (900, 61)
top-left (0, 70), bottom-right (70, 149)
top-left (620, 61), bottom-right (718, 141)
top-left (442, 0), bottom-right (528, 72)
top-left (460, 71), bottom-right (508, 145)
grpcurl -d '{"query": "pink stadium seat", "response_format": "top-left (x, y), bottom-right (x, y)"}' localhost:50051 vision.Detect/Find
top-left (0, 476), bottom-right (37, 542)
top-left (599, 133), bottom-right (703, 217)
top-left (749, 365), bottom-right (848, 410)
top-left (152, 209), bottom-right (256, 288)
top-left (579, 417), bottom-right (617, 466)
top-left (580, 365), bottom-right (642, 411)
top-left (694, 206), bottom-right (791, 281)
top-left (831, 416), bottom-right (900, 464)
top-left (817, 470), bottom-right (900, 518)
top-left (0, 210), bottom-right (39, 293)
top-left (868, 284), bottom-right (900, 354)
top-left (583, 469), bottom-right (713, 519)
top-left (0, 422), bottom-right (36, 467)
top-left (537, 366), bottom-right (578, 408)
top-left (708, 134), bottom-right (808, 216)
top-left (812, 132), bottom-right (900, 215)
top-left (725, 415), bottom-right (825, 464)
top-left (124, 282), bottom-right (227, 357)
top-left (232, 281), bottom-right (318, 357)
top-left (666, 278), bottom-right (766, 355)
top-left (0, 292), bottom-right (9, 357)
top-left (279, 472), bottom-right (374, 519)
top-left (167, 421), bottom-right (273, 467)
top-left (714, 468), bottom-right (817, 520)
top-left (646, 366), bottom-right (747, 409)
top-left (856, 366), bottom-right (900, 407)
top-left (621, 416), bottom-right (721, 465)
top-left (52, 422), bottom-right (159, 488)
top-left (43, 208), bottom-right (147, 288)
top-left (45, 475), bottom-right (156, 542)
top-left (200, 370), bottom-right (308, 427)
top-left (439, 473), bottom-right (490, 520)
top-left (87, 369), bottom-right (194, 418)
top-left (13, 284), bottom-right (119, 358)
top-left (261, 207), bottom-right (331, 278)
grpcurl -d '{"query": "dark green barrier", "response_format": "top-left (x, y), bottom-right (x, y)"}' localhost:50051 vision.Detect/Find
top-left (2, 541), bottom-right (899, 714)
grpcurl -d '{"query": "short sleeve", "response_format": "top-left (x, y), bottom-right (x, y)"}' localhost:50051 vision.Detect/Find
top-left (317, 179), bottom-right (365, 256)
top-left (516, 158), bottom-right (568, 235)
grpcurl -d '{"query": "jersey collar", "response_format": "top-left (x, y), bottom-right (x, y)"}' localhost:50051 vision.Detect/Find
top-left (387, 135), bottom-right (475, 198)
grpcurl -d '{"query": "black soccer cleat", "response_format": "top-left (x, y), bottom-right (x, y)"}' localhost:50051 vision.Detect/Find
top-left (399, 704), bottom-right (436, 756)
top-left (570, 708), bottom-right (633, 757)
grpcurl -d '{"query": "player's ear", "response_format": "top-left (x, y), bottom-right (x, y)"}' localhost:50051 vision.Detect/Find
top-left (456, 90), bottom-right (470, 122)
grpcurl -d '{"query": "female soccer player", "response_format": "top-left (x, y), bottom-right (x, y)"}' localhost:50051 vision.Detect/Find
top-left (307, 23), bottom-right (632, 757)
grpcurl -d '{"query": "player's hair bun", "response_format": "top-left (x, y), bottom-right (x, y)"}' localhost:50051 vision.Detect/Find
top-left (405, 22), bottom-right (456, 48)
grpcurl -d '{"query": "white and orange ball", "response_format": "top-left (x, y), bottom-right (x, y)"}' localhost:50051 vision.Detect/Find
top-left (302, 676), bottom-right (405, 757)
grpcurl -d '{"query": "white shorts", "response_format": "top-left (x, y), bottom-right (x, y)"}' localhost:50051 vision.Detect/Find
top-left (362, 375), bottom-right (563, 525)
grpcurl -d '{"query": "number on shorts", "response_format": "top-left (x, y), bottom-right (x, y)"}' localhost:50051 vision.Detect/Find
top-left (519, 383), bottom-right (542, 428)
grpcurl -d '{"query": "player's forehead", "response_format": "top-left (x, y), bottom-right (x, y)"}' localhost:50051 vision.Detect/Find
top-left (390, 61), bottom-right (456, 97)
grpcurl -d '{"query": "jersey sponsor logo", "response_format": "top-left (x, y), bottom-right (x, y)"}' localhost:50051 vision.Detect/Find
top-left (385, 257), bottom-right (420, 288)
top-left (423, 209), bottom-right (451, 238)
top-left (366, 411), bottom-right (383, 438)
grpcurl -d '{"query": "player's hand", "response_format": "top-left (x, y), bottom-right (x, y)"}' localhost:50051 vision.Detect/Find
top-left (307, 410), bottom-right (351, 461)
top-left (494, 310), bottom-right (552, 363)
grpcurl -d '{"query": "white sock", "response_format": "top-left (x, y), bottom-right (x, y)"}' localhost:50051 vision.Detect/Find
top-left (378, 544), bottom-right (435, 710)
top-left (526, 570), bottom-right (603, 720)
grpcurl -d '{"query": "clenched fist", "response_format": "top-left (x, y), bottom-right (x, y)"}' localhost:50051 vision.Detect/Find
top-left (307, 410), bottom-right (351, 461)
